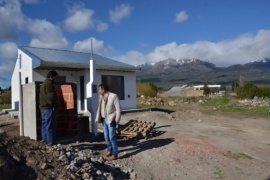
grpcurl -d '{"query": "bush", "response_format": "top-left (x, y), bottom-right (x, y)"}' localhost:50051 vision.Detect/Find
top-left (257, 86), bottom-right (270, 97)
top-left (2, 91), bottom-right (11, 104)
top-left (137, 82), bottom-right (158, 97)
top-left (236, 82), bottom-right (258, 99)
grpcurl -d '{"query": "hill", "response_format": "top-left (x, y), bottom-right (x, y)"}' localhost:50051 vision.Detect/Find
top-left (136, 58), bottom-right (270, 90)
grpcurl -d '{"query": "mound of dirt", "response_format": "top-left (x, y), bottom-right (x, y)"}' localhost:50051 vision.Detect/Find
top-left (0, 132), bottom-right (134, 180)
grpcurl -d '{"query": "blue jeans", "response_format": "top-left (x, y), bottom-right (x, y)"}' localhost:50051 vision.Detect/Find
top-left (40, 108), bottom-right (56, 145)
top-left (102, 118), bottom-right (118, 156)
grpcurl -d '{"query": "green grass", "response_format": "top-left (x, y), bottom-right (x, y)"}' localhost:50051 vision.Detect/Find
top-left (202, 97), bottom-right (269, 118)
top-left (0, 104), bottom-right (11, 111)
top-left (204, 97), bottom-right (231, 106)
top-left (223, 151), bottom-right (253, 160)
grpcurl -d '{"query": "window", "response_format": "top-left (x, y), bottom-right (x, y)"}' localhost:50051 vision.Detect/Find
top-left (19, 54), bottom-right (22, 69)
top-left (102, 75), bottom-right (124, 100)
top-left (25, 77), bottom-right (28, 84)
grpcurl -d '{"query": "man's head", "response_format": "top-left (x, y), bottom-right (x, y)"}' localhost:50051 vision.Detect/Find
top-left (98, 83), bottom-right (109, 96)
top-left (47, 70), bottom-right (58, 82)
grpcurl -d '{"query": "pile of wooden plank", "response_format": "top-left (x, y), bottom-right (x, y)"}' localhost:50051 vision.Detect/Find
top-left (119, 120), bottom-right (156, 139)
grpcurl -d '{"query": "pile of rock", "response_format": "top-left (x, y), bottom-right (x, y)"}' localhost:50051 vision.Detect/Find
top-left (238, 97), bottom-right (270, 107)
top-left (138, 97), bottom-right (164, 106)
top-left (0, 132), bottom-right (135, 180)
top-left (138, 96), bottom-right (199, 107)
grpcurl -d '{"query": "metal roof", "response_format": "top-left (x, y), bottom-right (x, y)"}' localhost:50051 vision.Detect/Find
top-left (20, 46), bottom-right (140, 72)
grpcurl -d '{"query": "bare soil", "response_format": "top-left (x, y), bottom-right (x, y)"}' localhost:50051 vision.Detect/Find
top-left (1, 103), bottom-right (270, 180)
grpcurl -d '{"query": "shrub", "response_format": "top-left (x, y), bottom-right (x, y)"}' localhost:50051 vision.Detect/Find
top-left (2, 91), bottom-right (11, 104)
top-left (236, 82), bottom-right (261, 99)
top-left (257, 86), bottom-right (270, 97)
top-left (137, 82), bottom-right (158, 97)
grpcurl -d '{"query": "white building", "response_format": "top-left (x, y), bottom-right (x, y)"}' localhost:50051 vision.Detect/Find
top-left (11, 46), bottom-right (140, 112)
top-left (193, 85), bottom-right (221, 91)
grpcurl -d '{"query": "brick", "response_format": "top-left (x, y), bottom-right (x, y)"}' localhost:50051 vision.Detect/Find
top-left (60, 85), bottom-right (73, 94)
top-left (65, 101), bottom-right (75, 109)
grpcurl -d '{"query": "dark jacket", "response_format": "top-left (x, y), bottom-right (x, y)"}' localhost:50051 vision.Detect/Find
top-left (39, 79), bottom-right (56, 109)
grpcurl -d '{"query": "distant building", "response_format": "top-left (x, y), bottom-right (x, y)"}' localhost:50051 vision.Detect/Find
top-left (193, 85), bottom-right (221, 91)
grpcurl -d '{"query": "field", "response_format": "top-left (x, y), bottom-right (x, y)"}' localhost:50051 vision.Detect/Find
top-left (0, 99), bottom-right (270, 179)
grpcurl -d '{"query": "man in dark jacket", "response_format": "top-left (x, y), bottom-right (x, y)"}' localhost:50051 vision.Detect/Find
top-left (39, 70), bottom-right (58, 145)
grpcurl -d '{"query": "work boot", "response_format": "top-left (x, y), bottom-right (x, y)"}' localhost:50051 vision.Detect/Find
top-left (108, 155), bottom-right (118, 161)
top-left (105, 150), bottom-right (112, 157)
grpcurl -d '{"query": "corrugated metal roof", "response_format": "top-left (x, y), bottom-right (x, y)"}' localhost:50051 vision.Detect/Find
top-left (20, 46), bottom-right (140, 71)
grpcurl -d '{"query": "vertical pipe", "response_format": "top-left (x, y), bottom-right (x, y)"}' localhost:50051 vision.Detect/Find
top-left (19, 72), bottom-right (24, 136)
top-left (86, 38), bottom-right (98, 136)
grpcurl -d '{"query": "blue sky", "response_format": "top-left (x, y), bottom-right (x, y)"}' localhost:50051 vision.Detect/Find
top-left (0, 0), bottom-right (270, 88)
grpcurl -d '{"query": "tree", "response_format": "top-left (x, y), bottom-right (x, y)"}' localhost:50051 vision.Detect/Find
top-left (203, 82), bottom-right (210, 96)
top-left (220, 85), bottom-right (226, 91)
top-left (232, 81), bottom-right (239, 91)
top-left (137, 82), bottom-right (158, 97)
top-left (2, 91), bottom-right (11, 104)
top-left (236, 82), bottom-right (259, 99)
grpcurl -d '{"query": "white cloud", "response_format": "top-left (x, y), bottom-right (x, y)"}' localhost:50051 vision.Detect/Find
top-left (117, 29), bottom-right (270, 67)
top-left (0, 42), bottom-right (18, 59)
top-left (117, 51), bottom-right (146, 66)
top-left (96, 22), bottom-right (109, 32)
top-left (0, 41), bottom-right (18, 88)
top-left (175, 11), bottom-right (189, 23)
top-left (22, 0), bottom-right (40, 4)
top-left (73, 38), bottom-right (113, 55)
top-left (109, 4), bottom-right (132, 24)
top-left (0, 0), bottom-right (68, 49)
top-left (64, 8), bottom-right (95, 32)
top-left (0, 0), bottom-right (25, 39)
top-left (26, 19), bottom-right (69, 49)
top-left (64, 5), bottom-right (108, 32)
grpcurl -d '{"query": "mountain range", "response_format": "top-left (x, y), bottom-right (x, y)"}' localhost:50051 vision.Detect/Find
top-left (136, 58), bottom-right (270, 90)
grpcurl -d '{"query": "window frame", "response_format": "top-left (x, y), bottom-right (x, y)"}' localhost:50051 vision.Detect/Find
top-left (101, 75), bottom-right (125, 100)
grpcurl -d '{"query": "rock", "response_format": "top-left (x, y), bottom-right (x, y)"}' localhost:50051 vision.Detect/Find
top-left (70, 165), bottom-right (79, 173)
top-left (40, 163), bottom-right (48, 170)
top-left (96, 170), bottom-right (102, 175)
top-left (58, 155), bottom-right (69, 164)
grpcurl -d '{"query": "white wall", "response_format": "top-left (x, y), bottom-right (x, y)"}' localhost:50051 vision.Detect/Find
top-left (95, 70), bottom-right (137, 110)
top-left (11, 53), bottom-right (20, 110)
top-left (11, 50), bottom-right (33, 110)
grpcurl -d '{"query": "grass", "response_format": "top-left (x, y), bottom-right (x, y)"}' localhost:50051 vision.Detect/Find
top-left (137, 96), bottom-right (270, 118)
top-left (202, 97), bottom-right (269, 118)
top-left (223, 151), bottom-right (253, 160)
top-left (0, 104), bottom-right (11, 111)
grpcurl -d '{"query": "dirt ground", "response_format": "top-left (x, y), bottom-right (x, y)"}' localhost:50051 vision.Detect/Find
top-left (1, 103), bottom-right (270, 180)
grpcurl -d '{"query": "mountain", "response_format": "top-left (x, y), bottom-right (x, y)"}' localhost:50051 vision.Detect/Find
top-left (138, 58), bottom-right (217, 74)
top-left (136, 58), bottom-right (270, 90)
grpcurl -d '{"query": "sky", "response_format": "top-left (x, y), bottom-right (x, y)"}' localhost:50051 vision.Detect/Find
top-left (0, 0), bottom-right (270, 88)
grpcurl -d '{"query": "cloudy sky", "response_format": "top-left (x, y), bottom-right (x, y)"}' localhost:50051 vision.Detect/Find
top-left (0, 0), bottom-right (270, 88)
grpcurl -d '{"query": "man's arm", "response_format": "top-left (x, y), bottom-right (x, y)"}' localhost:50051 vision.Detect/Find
top-left (114, 95), bottom-right (121, 124)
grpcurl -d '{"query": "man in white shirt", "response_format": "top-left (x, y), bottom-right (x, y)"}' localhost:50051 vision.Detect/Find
top-left (95, 83), bottom-right (121, 160)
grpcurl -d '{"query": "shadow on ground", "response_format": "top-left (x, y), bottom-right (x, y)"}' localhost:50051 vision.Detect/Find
top-left (118, 137), bottom-right (174, 159)
top-left (150, 108), bottom-right (175, 114)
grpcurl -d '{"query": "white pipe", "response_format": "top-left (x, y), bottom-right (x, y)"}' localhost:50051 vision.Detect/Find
top-left (19, 72), bottom-right (24, 136)
top-left (86, 38), bottom-right (98, 136)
